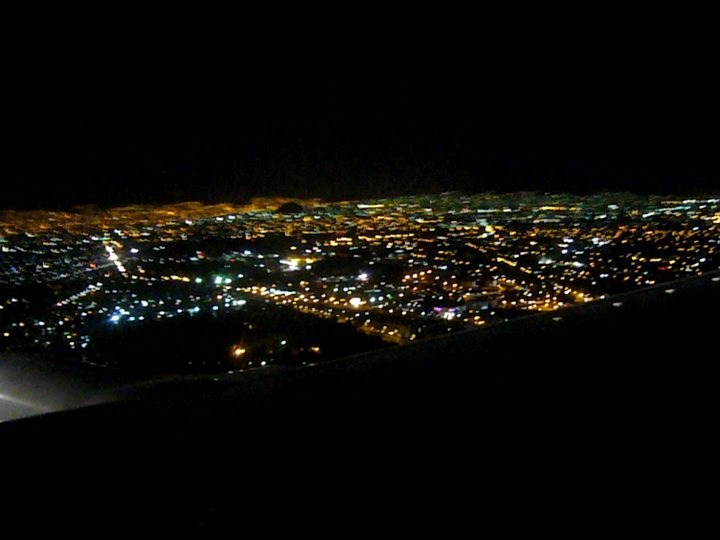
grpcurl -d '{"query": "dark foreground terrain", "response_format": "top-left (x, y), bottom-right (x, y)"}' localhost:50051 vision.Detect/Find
top-left (1, 271), bottom-right (717, 533)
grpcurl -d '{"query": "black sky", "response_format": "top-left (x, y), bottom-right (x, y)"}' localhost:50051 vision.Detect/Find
top-left (5, 37), bottom-right (720, 210)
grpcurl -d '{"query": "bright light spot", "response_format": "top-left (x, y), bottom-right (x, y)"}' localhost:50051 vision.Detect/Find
top-left (280, 259), bottom-right (300, 271)
top-left (280, 340), bottom-right (287, 345)
top-left (358, 272), bottom-right (369, 281)
top-left (310, 346), bottom-right (321, 353)
top-left (214, 276), bottom-right (223, 285)
top-left (349, 297), bottom-right (362, 308)
top-left (233, 346), bottom-right (247, 357)
top-left (612, 302), bottom-right (623, 307)
top-left (195, 277), bottom-right (203, 284)
top-left (665, 288), bottom-right (676, 294)
top-left (130, 248), bottom-right (139, 254)
top-left (110, 315), bottom-right (121, 322)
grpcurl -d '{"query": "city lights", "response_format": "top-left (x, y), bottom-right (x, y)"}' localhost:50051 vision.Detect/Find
top-left (0, 193), bottom-right (718, 369)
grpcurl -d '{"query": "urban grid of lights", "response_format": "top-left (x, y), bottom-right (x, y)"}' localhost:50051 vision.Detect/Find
top-left (1, 193), bottom-right (718, 370)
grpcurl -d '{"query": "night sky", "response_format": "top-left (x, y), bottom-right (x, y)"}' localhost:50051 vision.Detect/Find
top-left (5, 51), bottom-right (720, 210)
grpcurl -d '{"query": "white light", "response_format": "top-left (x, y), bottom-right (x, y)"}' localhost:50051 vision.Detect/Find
top-left (130, 248), bottom-right (139, 254)
top-left (214, 276), bottom-right (223, 285)
top-left (195, 277), bottom-right (203, 284)
top-left (612, 302), bottom-right (623, 307)
top-left (358, 272), bottom-right (369, 281)
top-left (349, 297), bottom-right (362, 308)
top-left (110, 315), bottom-right (120, 322)
top-left (665, 288), bottom-right (676, 294)
top-left (280, 259), bottom-right (300, 271)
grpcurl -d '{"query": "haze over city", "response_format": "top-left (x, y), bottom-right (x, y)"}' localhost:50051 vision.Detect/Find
top-left (7, 73), bottom-right (720, 210)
